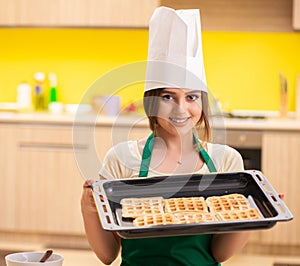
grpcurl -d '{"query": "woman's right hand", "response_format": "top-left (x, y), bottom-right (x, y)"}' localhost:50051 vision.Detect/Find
top-left (81, 179), bottom-right (98, 214)
top-left (81, 179), bottom-right (121, 264)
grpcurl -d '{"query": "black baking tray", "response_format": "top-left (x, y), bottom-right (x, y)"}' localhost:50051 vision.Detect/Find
top-left (91, 170), bottom-right (293, 239)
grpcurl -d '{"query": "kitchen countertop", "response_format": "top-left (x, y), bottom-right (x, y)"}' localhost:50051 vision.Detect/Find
top-left (1, 111), bottom-right (300, 131)
top-left (0, 111), bottom-right (148, 127)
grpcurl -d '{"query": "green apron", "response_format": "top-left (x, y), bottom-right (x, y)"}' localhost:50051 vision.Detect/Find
top-left (121, 133), bottom-right (220, 266)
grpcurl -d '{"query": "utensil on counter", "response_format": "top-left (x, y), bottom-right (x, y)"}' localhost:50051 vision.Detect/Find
top-left (39, 250), bottom-right (53, 263)
top-left (279, 72), bottom-right (288, 118)
top-left (5, 250), bottom-right (63, 266)
top-left (295, 75), bottom-right (300, 120)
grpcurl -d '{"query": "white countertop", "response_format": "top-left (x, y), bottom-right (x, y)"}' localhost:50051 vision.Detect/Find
top-left (219, 117), bottom-right (300, 131)
top-left (1, 111), bottom-right (300, 131)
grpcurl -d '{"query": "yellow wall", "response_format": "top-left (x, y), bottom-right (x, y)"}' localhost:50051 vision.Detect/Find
top-left (204, 32), bottom-right (300, 111)
top-left (0, 28), bottom-right (300, 111)
top-left (0, 28), bottom-right (148, 108)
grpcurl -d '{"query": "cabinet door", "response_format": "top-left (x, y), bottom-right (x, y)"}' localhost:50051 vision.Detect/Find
top-left (0, 0), bottom-right (159, 27)
top-left (0, 124), bottom-right (18, 230)
top-left (260, 131), bottom-right (300, 245)
top-left (14, 123), bottom-right (150, 233)
top-left (15, 125), bottom-right (87, 234)
top-left (293, 0), bottom-right (300, 30)
top-left (65, 0), bottom-right (159, 27)
top-left (94, 124), bottom-right (150, 173)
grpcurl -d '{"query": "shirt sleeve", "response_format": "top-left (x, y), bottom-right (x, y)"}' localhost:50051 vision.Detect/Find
top-left (222, 145), bottom-right (244, 172)
top-left (208, 143), bottom-right (244, 173)
top-left (99, 141), bottom-right (141, 180)
top-left (98, 146), bottom-right (120, 180)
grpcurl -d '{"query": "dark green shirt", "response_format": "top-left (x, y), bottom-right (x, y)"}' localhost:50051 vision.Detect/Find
top-left (121, 234), bottom-right (220, 266)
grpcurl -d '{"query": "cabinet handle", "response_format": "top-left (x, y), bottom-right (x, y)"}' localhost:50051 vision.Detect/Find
top-left (238, 134), bottom-right (247, 144)
top-left (19, 142), bottom-right (88, 151)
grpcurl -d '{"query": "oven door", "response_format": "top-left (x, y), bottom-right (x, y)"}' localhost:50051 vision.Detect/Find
top-left (223, 130), bottom-right (262, 170)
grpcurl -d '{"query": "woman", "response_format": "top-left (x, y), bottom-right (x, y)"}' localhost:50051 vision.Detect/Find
top-left (81, 6), bottom-right (251, 266)
top-left (81, 87), bottom-right (251, 266)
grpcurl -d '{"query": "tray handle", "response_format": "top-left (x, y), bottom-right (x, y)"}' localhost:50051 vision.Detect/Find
top-left (252, 170), bottom-right (293, 221)
top-left (92, 181), bottom-right (118, 230)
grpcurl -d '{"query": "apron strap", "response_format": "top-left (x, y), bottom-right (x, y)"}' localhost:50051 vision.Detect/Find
top-left (139, 133), bottom-right (154, 177)
top-left (193, 134), bottom-right (217, 173)
top-left (139, 133), bottom-right (217, 177)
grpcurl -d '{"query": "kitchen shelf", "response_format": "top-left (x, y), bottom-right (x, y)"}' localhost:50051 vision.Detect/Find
top-left (0, 0), bottom-right (159, 28)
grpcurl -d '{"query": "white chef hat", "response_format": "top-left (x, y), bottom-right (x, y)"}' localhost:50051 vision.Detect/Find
top-left (145, 6), bottom-right (207, 92)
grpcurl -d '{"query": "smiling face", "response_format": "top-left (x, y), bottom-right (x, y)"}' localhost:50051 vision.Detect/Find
top-left (144, 88), bottom-right (211, 141)
top-left (155, 88), bottom-right (202, 137)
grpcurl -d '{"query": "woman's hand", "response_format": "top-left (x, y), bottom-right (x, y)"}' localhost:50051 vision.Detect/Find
top-left (81, 179), bottom-right (121, 264)
top-left (81, 179), bottom-right (98, 214)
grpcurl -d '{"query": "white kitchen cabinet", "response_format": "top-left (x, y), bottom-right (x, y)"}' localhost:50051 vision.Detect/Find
top-left (293, 0), bottom-right (300, 30)
top-left (0, 0), bottom-right (159, 27)
top-left (260, 131), bottom-right (300, 245)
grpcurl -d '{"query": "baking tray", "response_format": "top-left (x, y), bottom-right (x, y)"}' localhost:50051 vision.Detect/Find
top-left (91, 170), bottom-right (293, 239)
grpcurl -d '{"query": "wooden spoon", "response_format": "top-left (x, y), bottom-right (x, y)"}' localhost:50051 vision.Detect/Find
top-left (39, 249), bottom-right (53, 263)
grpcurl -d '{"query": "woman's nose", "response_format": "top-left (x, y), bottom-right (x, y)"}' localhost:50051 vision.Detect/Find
top-left (173, 98), bottom-right (186, 112)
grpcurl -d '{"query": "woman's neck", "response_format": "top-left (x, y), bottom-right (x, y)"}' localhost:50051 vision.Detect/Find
top-left (155, 130), bottom-right (195, 154)
top-left (149, 130), bottom-right (203, 174)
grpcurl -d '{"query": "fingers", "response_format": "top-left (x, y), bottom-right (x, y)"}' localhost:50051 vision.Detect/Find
top-left (82, 179), bottom-right (94, 199)
top-left (81, 179), bottom-right (97, 213)
top-left (83, 179), bottom-right (94, 189)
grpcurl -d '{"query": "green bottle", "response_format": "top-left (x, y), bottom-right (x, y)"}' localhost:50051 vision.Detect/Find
top-left (48, 73), bottom-right (57, 103)
top-left (50, 86), bottom-right (57, 102)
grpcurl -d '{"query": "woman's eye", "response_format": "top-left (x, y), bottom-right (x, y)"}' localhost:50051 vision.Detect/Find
top-left (187, 94), bottom-right (199, 101)
top-left (161, 94), bottom-right (173, 101)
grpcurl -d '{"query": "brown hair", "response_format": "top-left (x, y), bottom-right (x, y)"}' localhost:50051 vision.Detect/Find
top-left (143, 88), bottom-right (211, 141)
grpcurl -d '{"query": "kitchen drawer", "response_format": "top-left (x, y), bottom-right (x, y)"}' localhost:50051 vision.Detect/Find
top-left (17, 125), bottom-right (89, 151)
top-left (226, 130), bottom-right (262, 148)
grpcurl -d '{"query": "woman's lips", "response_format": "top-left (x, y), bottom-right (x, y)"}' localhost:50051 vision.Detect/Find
top-left (169, 117), bottom-right (190, 124)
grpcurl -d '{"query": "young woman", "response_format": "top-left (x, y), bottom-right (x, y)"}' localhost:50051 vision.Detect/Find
top-left (81, 6), bottom-right (251, 266)
top-left (81, 87), bottom-right (251, 266)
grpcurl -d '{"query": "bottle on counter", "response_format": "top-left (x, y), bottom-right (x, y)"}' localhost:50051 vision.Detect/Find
top-left (48, 72), bottom-right (57, 103)
top-left (17, 82), bottom-right (32, 112)
top-left (47, 72), bottom-right (64, 114)
top-left (33, 72), bottom-right (46, 111)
